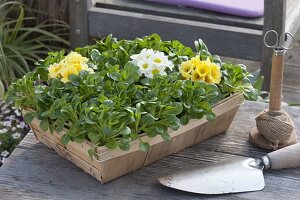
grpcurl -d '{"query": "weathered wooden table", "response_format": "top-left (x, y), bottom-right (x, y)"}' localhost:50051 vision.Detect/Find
top-left (1, 101), bottom-right (300, 200)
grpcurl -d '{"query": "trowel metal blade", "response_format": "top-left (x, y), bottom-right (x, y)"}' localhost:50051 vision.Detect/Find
top-left (158, 157), bottom-right (265, 194)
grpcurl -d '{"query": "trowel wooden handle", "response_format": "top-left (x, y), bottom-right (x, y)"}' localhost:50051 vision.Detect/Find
top-left (266, 143), bottom-right (300, 170)
top-left (269, 54), bottom-right (284, 111)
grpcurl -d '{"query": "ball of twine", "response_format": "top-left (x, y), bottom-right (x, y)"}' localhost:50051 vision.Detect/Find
top-left (256, 110), bottom-right (295, 147)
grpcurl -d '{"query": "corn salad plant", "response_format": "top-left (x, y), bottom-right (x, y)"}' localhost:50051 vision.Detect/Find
top-left (6, 34), bottom-right (258, 157)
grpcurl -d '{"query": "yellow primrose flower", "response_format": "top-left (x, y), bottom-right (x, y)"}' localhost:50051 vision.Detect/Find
top-left (209, 64), bottom-right (222, 84)
top-left (64, 51), bottom-right (88, 65)
top-left (196, 62), bottom-right (210, 76)
top-left (181, 71), bottom-right (192, 80)
top-left (179, 60), bottom-right (193, 74)
top-left (205, 74), bottom-right (215, 84)
top-left (191, 70), bottom-right (205, 82)
top-left (48, 63), bottom-right (62, 79)
top-left (60, 66), bottom-right (80, 83)
top-left (48, 51), bottom-right (93, 82)
top-left (191, 55), bottom-right (201, 66)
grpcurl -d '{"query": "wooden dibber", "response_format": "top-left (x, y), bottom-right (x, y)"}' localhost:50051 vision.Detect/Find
top-left (250, 31), bottom-right (297, 150)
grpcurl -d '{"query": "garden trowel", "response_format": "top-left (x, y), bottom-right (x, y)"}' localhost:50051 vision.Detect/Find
top-left (158, 143), bottom-right (300, 194)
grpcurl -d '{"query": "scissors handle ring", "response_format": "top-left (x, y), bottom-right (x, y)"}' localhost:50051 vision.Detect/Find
top-left (263, 30), bottom-right (279, 48)
top-left (279, 32), bottom-right (295, 50)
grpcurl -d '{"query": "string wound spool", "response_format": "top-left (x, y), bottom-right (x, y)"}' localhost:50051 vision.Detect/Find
top-left (255, 110), bottom-right (296, 150)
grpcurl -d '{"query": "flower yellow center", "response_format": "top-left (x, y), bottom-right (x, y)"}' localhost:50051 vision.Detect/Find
top-left (143, 63), bottom-right (149, 69)
top-left (152, 68), bottom-right (160, 75)
top-left (154, 58), bottom-right (162, 63)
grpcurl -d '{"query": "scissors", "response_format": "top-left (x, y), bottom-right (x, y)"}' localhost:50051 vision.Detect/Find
top-left (263, 30), bottom-right (295, 112)
top-left (263, 30), bottom-right (295, 52)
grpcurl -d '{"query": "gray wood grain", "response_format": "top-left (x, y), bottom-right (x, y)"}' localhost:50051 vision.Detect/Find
top-left (94, 0), bottom-right (263, 30)
top-left (261, 0), bottom-right (286, 92)
top-left (1, 101), bottom-right (300, 200)
top-left (69, 0), bottom-right (92, 49)
top-left (88, 7), bottom-right (262, 61)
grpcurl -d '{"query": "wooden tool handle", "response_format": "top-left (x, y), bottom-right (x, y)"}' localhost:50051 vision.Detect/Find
top-left (266, 143), bottom-right (300, 170)
top-left (269, 53), bottom-right (284, 111)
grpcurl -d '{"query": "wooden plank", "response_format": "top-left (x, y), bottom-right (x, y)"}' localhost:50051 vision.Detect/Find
top-left (283, 63), bottom-right (300, 86)
top-left (69, 0), bottom-right (92, 49)
top-left (1, 102), bottom-right (300, 199)
top-left (88, 7), bottom-right (262, 61)
top-left (261, 0), bottom-right (286, 92)
top-left (282, 85), bottom-right (300, 103)
top-left (285, 46), bottom-right (300, 66)
top-left (285, 0), bottom-right (300, 35)
top-left (94, 0), bottom-right (264, 30)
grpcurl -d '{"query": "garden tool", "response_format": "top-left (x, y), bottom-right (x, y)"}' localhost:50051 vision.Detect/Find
top-left (158, 143), bottom-right (300, 194)
top-left (249, 30), bottom-right (297, 150)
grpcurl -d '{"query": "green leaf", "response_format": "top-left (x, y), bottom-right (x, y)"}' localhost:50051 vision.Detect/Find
top-left (88, 132), bottom-right (102, 144)
top-left (141, 113), bottom-right (156, 126)
top-left (87, 148), bottom-right (95, 159)
top-left (161, 102), bottom-right (183, 115)
top-left (118, 138), bottom-right (131, 151)
top-left (68, 74), bottom-right (81, 86)
top-left (160, 131), bottom-right (171, 141)
top-left (24, 112), bottom-right (35, 124)
top-left (105, 139), bottom-right (118, 149)
top-left (180, 115), bottom-right (189, 125)
top-left (206, 113), bottom-right (216, 121)
top-left (49, 123), bottom-right (55, 134)
top-left (74, 134), bottom-right (85, 143)
top-left (145, 127), bottom-right (159, 138)
top-left (139, 142), bottom-right (150, 152)
top-left (40, 119), bottom-right (49, 131)
top-left (61, 134), bottom-right (70, 145)
top-left (108, 72), bottom-right (122, 81)
top-left (119, 126), bottom-right (131, 135)
top-left (159, 114), bottom-right (181, 131)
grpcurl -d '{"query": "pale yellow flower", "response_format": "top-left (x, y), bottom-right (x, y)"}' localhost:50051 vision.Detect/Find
top-left (48, 63), bottom-right (62, 79)
top-left (48, 51), bottom-right (93, 82)
top-left (191, 70), bottom-right (205, 82)
top-left (181, 71), bottom-right (192, 80)
top-left (196, 62), bottom-right (210, 76)
top-left (179, 60), bottom-right (193, 74)
top-left (191, 55), bottom-right (201, 66)
top-left (180, 56), bottom-right (222, 84)
top-left (60, 66), bottom-right (80, 83)
top-left (209, 64), bottom-right (222, 84)
top-left (64, 51), bottom-right (88, 65)
top-left (205, 74), bottom-right (215, 84)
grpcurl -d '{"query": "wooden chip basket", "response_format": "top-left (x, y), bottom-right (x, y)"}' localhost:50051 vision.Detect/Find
top-left (26, 93), bottom-right (244, 183)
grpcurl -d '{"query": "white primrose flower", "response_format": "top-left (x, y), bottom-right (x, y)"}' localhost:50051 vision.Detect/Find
top-left (137, 59), bottom-right (154, 72)
top-left (1, 150), bottom-right (9, 157)
top-left (144, 65), bottom-right (167, 78)
top-left (17, 121), bottom-right (26, 129)
top-left (130, 48), bottom-right (174, 78)
top-left (14, 109), bottom-right (21, 116)
top-left (3, 109), bottom-right (10, 114)
top-left (12, 133), bottom-right (21, 139)
top-left (150, 51), bottom-right (168, 65)
top-left (0, 128), bottom-right (8, 134)
top-left (3, 121), bottom-right (11, 127)
top-left (166, 60), bottom-right (174, 70)
top-left (6, 115), bottom-right (15, 121)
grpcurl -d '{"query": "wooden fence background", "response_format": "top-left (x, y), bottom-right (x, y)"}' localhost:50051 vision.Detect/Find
top-left (21, 0), bottom-right (69, 24)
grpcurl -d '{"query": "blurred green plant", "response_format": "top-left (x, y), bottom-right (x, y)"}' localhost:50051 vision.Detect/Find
top-left (0, 0), bottom-right (69, 96)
